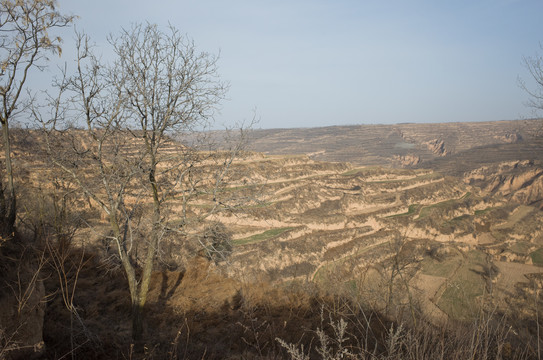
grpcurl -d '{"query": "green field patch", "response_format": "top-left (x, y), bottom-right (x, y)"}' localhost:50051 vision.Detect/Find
top-left (436, 250), bottom-right (487, 320)
top-left (233, 227), bottom-right (295, 246)
top-left (417, 171), bottom-right (442, 179)
top-left (530, 248), bottom-right (543, 266)
top-left (417, 192), bottom-right (472, 219)
top-left (386, 204), bottom-right (420, 218)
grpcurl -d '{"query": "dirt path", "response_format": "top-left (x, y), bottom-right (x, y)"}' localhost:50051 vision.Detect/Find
top-left (412, 273), bottom-right (449, 324)
top-left (427, 252), bottom-right (466, 313)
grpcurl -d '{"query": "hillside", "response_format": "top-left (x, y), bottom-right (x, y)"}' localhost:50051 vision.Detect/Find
top-left (2, 123), bottom-right (543, 359)
top-left (214, 156), bottom-right (543, 321)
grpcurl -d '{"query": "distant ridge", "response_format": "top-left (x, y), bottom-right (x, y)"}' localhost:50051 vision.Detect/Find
top-left (247, 119), bottom-right (543, 168)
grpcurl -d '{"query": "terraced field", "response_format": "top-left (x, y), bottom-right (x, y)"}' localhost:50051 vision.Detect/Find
top-left (9, 125), bottom-right (543, 325)
top-left (200, 153), bottom-right (543, 323)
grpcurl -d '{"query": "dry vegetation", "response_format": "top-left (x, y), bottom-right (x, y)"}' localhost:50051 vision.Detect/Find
top-left (2, 125), bottom-right (543, 359)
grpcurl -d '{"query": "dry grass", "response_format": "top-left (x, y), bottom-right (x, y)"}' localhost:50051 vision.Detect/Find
top-left (3, 128), bottom-right (543, 359)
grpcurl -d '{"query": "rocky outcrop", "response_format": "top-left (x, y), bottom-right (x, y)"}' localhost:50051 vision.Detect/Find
top-left (393, 154), bottom-right (421, 167)
top-left (495, 131), bottom-right (523, 144)
top-left (464, 160), bottom-right (543, 207)
top-left (487, 248), bottom-right (533, 264)
top-left (487, 168), bottom-right (543, 207)
top-left (486, 168), bottom-right (543, 194)
top-left (510, 176), bottom-right (543, 206)
top-left (425, 138), bottom-right (448, 156)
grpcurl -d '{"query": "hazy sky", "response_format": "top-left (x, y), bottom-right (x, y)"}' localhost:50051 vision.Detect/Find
top-left (52, 0), bottom-right (543, 129)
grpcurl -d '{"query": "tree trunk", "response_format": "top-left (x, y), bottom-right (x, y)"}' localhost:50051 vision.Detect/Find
top-left (0, 121), bottom-right (16, 238)
top-left (387, 268), bottom-right (396, 316)
top-left (130, 163), bottom-right (161, 341)
top-left (130, 238), bottom-right (158, 341)
top-left (120, 250), bottom-right (142, 341)
top-left (131, 301), bottom-right (144, 341)
top-left (110, 212), bottom-right (143, 341)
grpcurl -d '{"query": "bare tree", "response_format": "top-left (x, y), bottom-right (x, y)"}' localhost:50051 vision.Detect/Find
top-left (111, 23), bottom-right (235, 339)
top-left (0, 0), bottom-right (73, 238)
top-left (39, 24), bottom-right (250, 340)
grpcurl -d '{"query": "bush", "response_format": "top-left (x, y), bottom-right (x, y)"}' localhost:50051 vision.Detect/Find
top-left (200, 222), bottom-right (233, 263)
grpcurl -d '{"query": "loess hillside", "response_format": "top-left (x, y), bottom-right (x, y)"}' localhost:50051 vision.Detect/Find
top-left (10, 124), bottom-right (543, 322)
top-left (4, 122), bottom-right (543, 358)
top-left (218, 155), bottom-right (543, 322)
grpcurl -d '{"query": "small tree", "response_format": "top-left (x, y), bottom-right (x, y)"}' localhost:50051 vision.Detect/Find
top-left (0, 0), bottom-right (73, 238)
top-left (39, 24), bottom-right (249, 340)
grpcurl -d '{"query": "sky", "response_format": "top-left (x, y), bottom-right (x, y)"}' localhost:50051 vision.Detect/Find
top-left (44, 0), bottom-right (543, 129)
